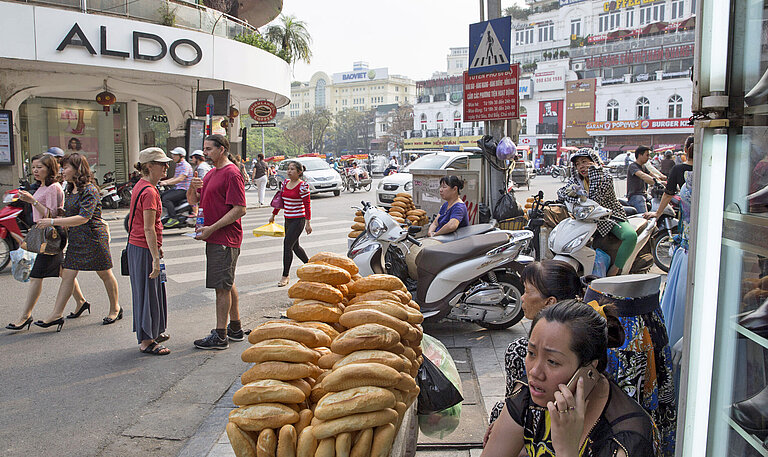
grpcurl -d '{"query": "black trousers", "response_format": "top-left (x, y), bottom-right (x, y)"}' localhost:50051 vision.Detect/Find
top-left (161, 189), bottom-right (187, 219)
top-left (283, 217), bottom-right (309, 277)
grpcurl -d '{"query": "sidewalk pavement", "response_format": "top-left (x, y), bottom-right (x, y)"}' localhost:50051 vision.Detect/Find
top-left (182, 319), bottom-right (530, 457)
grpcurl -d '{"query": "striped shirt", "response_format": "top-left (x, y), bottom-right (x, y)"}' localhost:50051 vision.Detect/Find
top-left (172, 159), bottom-right (193, 190)
top-left (273, 181), bottom-right (311, 219)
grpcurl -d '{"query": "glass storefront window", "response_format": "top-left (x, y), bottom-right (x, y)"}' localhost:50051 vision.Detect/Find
top-left (138, 104), bottom-right (170, 153)
top-left (19, 97), bottom-right (126, 184)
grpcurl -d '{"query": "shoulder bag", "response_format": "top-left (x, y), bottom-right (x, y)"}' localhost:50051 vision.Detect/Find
top-left (121, 184), bottom-right (150, 276)
top-left (270, 181), bottom-right (284, 210)
top-left (22, 202), bottom-right (66, 255)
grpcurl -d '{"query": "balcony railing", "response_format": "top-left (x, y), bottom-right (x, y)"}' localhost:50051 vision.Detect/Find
top-left (536, 123), bottom-right (559, 135)
top-left (13, 0), bottom-right (259, 39)
top-left (569, 30), bottom-right (695, 59)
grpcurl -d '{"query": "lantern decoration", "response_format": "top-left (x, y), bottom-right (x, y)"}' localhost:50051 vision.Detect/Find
top-left (229, 106), bottom-right (239, 120)
top-left (96, 90), bottom-right (116, 116)
top-left (220, 118), bottom-right (229, 129)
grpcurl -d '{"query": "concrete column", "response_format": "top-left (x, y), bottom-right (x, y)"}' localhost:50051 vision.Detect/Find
top-left (127, 100), bottom-right (140, 168)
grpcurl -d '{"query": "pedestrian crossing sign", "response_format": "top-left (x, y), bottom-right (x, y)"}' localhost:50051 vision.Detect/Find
top-left (468, 17), bottom-right (511, 76)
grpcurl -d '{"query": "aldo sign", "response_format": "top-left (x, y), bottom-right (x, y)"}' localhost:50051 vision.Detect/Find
top-left (56, 23), bottom-right (203, 66)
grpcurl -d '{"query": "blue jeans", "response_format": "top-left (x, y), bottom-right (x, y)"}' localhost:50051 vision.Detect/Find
top-left (627, 194), bottom-right (647, 215)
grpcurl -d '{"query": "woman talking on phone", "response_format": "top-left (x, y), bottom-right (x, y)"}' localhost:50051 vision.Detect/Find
top-left (482, 300), bottom-right (656, 457)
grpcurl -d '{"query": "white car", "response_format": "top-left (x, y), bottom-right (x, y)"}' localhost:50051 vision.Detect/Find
top-left (375, 151), bottom-right (472, 206)
top-left (276, 157), bottom-right (343, 196)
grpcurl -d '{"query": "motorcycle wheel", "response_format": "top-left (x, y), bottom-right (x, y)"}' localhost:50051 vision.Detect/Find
top-left (0, 237), bottom-right (10, 272)
top-left (118, 188), bottom-right (132, 207)
top-left (551, 169), bottom-right (559, 178)
top-left (348, 179), bottom-right (357, 193)
top-left (560, 172), bottom-right (567, 182)
top-left (364, 182), bottom-right (372, 192)
top-left (123, 213), bottom-right (130, 233)
top-left (333, 190), bottom-right (341, 197)
top-left (477, 272), bottom-right (525, 330)
top-left (652, 233), bottom-right (676, 273)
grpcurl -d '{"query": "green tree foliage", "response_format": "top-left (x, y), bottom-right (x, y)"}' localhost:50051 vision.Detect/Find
top-left (264, 14), bottom-right (313, 66)
top-left (234, 33), bottom-right (291, 63)
top-left (243, 121), bottom-right (296, 159)
top-left (282, 109), bottom-right (333, 154)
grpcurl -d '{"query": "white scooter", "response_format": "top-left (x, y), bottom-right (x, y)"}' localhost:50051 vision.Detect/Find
top-left (347, 202), bottom-right (534, 329)
top-left (548, 189), bottom-right (656, 276)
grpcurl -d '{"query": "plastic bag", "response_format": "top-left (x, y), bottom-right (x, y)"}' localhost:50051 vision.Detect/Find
top-left (478, 203), bottom-right (491, 224)
top-left (417, 333), bottom-right (464, 438)
top-left (493, 191), bottom-right (523, 221)
top-left (11, 248), bottom-right (36, 283)
top-left (593, 248), bottom-right (610, 277)
top-left (252, 222), bottom-right (285, 238)
top-left (496, 137), bottom-right (517, 161)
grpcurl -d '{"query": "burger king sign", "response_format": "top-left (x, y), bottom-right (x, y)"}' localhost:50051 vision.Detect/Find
top-left (248, 100), bottom-right (277, 122)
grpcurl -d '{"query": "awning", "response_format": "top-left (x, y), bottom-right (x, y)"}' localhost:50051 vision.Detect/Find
top-left (265, 155), bottom-right (285, 162)
top-left (654, 144), bottom-right (681, 152)
top-left (641, 21), bottom-right (669, 35)
top-left (516, 145), bottom-right (530, 151)
top-left (621, 145), bottom-right (639, 151)
top-left (601, 146), bottom-right (623, 152)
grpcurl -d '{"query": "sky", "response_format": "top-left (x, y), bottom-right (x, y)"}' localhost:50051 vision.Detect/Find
top-left (275, 0), bottom-right (522, 83)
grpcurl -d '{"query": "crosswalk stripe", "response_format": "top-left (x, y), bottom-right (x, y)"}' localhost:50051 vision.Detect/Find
top-left (164, 237), bottom-right (352, 266)
top-left (167, 239), bottom-right (349, 283)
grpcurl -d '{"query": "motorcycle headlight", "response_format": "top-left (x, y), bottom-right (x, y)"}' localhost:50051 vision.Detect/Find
top-left (368, 217), bottom-right (386, 238)
top-left (404, 182), bottom-right (413, 192)
top-left (572, 205), bottom-right (595, 220)
top-left (562, 232), bottom-right (589, 253)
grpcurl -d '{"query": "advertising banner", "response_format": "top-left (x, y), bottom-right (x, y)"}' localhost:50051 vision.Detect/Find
top-left (519, 78), bottom-right (532, 99)
top-left (538, 99), bottom-right (563, 134)
top-left (585, 45), bottom-right (694, 69)
top-left (534, 67), bottom-right (566, 92)
top-left (565, 79), bottom-right (596, 139)
top-left (463, 65), bottom-right (519, 121)
top-left (0, 110), bottom-right (13, 165)
top-left (585, 118), bottom-right (694, 133)
top-left (331, 68), bottom-right (389, 84)
top-left (403, 135), bottom-right (483, 150)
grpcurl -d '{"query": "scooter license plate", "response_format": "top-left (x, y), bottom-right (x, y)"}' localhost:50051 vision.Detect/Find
top-left (111, 194), bottom-right (120, 201)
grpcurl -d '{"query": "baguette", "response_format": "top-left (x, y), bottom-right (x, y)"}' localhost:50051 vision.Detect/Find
top-left (296, 426), bottom-right (317, 457)
top-left (335, 432), bottom-right (352, 457)
top-left (295, 409), bottom-right (313, 438)
top-left (287, 379), bottom-right (313, 398)
top-left (348, 274), bottom-right (405, 294)
top-left (276, 425), bottom-right (297, 457)
top-left (370, 423), bottom-right (396, 457)
top-left (321, 363), bottom-right (401, 392)
top-left (289, 281), bottom-right (344, 304)
top-left (287, 303), bottom-right (343, 323)
top-left (241, 339), bottom-right (320, 364)
top-left (317, 352), bottom-right (344, 369)
top-left (308, 252), bottom-right (359, 275)
top-left (297, 321), bottom-right (340, 340)
top-left (315, 386), bottom-right (396, 420)
top-left (233, 380), bottom-right (307, 406)
top-left (331, 324), bottom-right (400, 355)
top-left (344, 302), bottom-right (408, 321)
top-left (396, 192), bottom-right (411, 198)
top-left (349, 290), bottom-right (402, 305)
top-left (227, 421), bottom-right (258, 457)
top-left (315, 438), bottom-right (335, 457)
top-left (297, 263), bottom-right (352, 285)
top-left (311, 409), bottom-right (398, 440)
top-left (339, 309), bottom-right (410, 337)
top-left (349, 230), bottom-right (363, 239)
top-left (257, 428), bottom-right (277, 457)
top-left (241, 361), bottom-right (322, 384)
top-left (350, 428), bottom-right (373, 457)
top-left (333, 349), bottom-right (406, 372)
top-left (229, 403), bottom-right (299, 432)
top-left (354, 216), bottom-right (365, 223)
top-left (249, 322), bottom-right (332, 348)
top-left (351, 222), bottom-right (366, 231)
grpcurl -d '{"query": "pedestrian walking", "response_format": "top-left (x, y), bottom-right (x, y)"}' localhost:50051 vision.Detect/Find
top-left (159, 147), bottom-right (192, 228)
top-left (5, 154), bottom-right (90, 331)
top-left (128, 148), bottom-right (172, 355)
top-left (251, 153), bottom-right (268, 206)
top-left (269, 160), bottom-right (312, 287)
top-left (186, 134), bottom-right (247, 350)
top-left (35, 153), bottom-right (120, 332)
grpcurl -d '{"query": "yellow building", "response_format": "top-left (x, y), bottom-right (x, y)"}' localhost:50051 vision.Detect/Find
top-left (284, 62), bottom-right (415, 117)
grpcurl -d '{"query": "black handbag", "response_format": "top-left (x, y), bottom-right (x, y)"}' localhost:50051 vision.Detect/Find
top-left (121, 185), bottom-right (150, 276)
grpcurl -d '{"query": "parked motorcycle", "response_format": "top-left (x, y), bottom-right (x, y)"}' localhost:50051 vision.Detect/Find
top-left (648, 184), bottom-right (680, 272)
top-left (348, 202), bottom-right (533, 329)
top-left (0, 181), bottom-right (34, 271)
top-left (546, 188), bottom-right (655, 276)
top-left (96, 171), bottom-right (120, 209)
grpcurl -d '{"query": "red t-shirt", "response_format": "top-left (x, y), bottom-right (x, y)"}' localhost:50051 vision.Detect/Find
top-left (199, 163), bottom-right (246, 248)
top-left (128, 179), bottom-right (163, 249)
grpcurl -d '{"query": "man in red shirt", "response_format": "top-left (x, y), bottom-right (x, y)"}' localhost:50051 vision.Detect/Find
top-left (187, 134), bottom-right (247, 350)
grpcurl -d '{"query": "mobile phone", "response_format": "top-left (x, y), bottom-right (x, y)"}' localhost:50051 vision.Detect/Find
top-left (555, 366), bottom-right (598, 408)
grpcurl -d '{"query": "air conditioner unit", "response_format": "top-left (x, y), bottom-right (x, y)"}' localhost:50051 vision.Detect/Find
top-left (572, 62), bottom-right (584, 71)
top-left (595, 136), bottom-right (606, 142)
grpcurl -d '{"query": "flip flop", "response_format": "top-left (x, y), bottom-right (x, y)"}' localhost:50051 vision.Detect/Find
top-left (140, 342), bottom-right (170, 356)
top-left (156, 333), bottom-right (170, 343)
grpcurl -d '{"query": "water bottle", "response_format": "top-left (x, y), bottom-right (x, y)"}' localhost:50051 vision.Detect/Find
top-left (195, 207), bottom-right (204, 236)
top-left (159, 258), bottom-right (167, 283)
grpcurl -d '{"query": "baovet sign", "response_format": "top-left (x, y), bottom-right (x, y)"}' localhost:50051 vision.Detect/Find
top-left (332, 68), bottom-right (388, 84)
top-left (56, 23), bottom-right (203, 66)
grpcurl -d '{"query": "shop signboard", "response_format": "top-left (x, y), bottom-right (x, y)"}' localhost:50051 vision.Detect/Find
top-left (585, 118), bottom-right (694, 133)
top-left (463, 64), bottom-right (519, 121)
top-left (403, 135), bottom-right (483, 150)
top-left (602, 0), bottom-right (664, 12)
top-left (331, 68), bottom-right (388, 84)
top-left (0, 110), bottom-right (13, 165)
top-left (565, 78), bottom-right (596, 139)
top-left (541, 139), bottom-right (558, 155)
top-left (248, 100), bottom-right (277, 122)
top-left (518, 78), bottom-right (532, 99)
top-left (560, 0), bottom-right (587, 5)
top-left (585, 44), bottom-right (694, 69)
top-left (468, 16), bottom-right (511, 75)
top-left (534, 67), bottom-right (565, 92)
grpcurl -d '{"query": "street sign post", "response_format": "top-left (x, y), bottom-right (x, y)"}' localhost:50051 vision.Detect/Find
top-left (468, 16), bottom-right (511, 75)
top-left (463, 64), bottom-right (520, 122)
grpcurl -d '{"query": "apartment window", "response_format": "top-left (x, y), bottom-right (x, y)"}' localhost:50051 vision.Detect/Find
top-left (436, 112), bottom-right (443, 129)
top-left (599, 13), bottom-right (609, 32)
top-left (670, 0), bottom-right (684, 19)
top-left (538, 22), bottom-right (554, 42)
top-left (607, 99), bottom-right (620, 121)
top-left (396, 87), bottom-right (400, 92)
top-left (668, 94), bottom-right (683, 118)
top-left (636, 97), bottom-right (650, 119)
top-left (520, 106), bottom-right (527, 135)
top-left (626, 9), bottom-right (634, 27)
top-left (640, 5), bottom-right (652, 24)
top-left (395, 96), bottom-right (399, 101)
top-left (516, 29), bottom-right (525, 46)
top-left (653, 3), bottom-right (665, 21)
top-left (570, 19), bottom-right (581, 37)
top-left (691, 0), bottom-right (696, 13)
top-left (304, 102), bottom-right (309, 108)
top-left (420, 113), bottom-right (427, 130)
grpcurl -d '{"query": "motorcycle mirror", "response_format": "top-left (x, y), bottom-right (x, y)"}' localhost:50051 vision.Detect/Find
top-left (408, 225), bottom-right (421, 235)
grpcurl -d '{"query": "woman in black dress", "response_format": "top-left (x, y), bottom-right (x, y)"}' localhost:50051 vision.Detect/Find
top-left (35, 153), bottom-right (121, 331)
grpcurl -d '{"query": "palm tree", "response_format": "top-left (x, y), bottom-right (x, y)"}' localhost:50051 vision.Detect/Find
top-left (264, 14), bottom-right (312, 66)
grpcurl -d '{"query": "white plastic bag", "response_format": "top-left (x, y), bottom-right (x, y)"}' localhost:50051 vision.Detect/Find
top-left (11, 248), bottom-right (36, 283)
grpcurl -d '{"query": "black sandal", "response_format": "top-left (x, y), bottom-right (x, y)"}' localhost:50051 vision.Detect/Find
top-left (140, 342), bottom-right (170, 356)
top-left (156, 333), bottom-right (170, 343)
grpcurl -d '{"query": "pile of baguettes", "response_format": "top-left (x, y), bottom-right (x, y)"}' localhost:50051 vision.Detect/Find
top-left (387, 193), bottom-right (427, 228)
top-left (227, 251), bottom-right (424, 457)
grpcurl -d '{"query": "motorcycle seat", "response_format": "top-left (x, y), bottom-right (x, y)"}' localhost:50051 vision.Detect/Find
top-left (623, 206), bottom-right (638, 216)
top-left (417, 231), bottom-right (509, 275)
top-left (627, 216), bottom-right (648, 234)
top-left (618, 198), bottom-right (630, 206)
top-left (431, 223), bottom-right (495, 243)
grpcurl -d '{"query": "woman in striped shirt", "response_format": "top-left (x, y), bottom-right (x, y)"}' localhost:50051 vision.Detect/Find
top-left (269, 161), bottom-right (312, 287)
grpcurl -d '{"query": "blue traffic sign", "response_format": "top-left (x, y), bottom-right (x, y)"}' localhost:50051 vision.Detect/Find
top-left (468, 16), bottom-right (511, 75)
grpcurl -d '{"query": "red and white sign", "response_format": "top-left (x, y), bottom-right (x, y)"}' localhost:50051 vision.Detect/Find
top-left (585, 118), bottom-right (693, 132)
top-left (248, 100), bottom-right (277, 122)
top-left (463, 64), bottom-right (519, 122)
top-left (534, 67), bottom-right (565, 92)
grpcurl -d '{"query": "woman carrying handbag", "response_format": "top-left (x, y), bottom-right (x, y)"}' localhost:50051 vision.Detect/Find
top-left (269, 161), bottom-right (312, 287)
top-left (6, 154), bottom-right (90, 331)
top-left (35, 153), bottom-right (120, 332)
top-left (127, 148), bottom-right (172, 355)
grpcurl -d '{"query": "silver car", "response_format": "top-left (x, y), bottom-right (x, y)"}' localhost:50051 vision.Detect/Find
top-left (276, 157), bottom-right (343, 196)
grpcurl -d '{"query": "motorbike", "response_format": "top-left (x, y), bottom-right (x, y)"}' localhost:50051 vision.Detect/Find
top-left (342, 170), bottom-right (372, 193)
top-left (123, 185), bottom-right (194, 232)
top-left (648, 184), bottom-right (680, 272)
top-left (0, 180), bottom-right (35, 271)
top-left (97, 171), bottom-right (120, 209)
top-left (550, 165), bottom-right (568, 182)
top-left (348, 201), bottom-right (533, 329)
top-left (545, 188), bottom-right (655, 276)
top-left (266, 175), bottom-right (278, 189)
